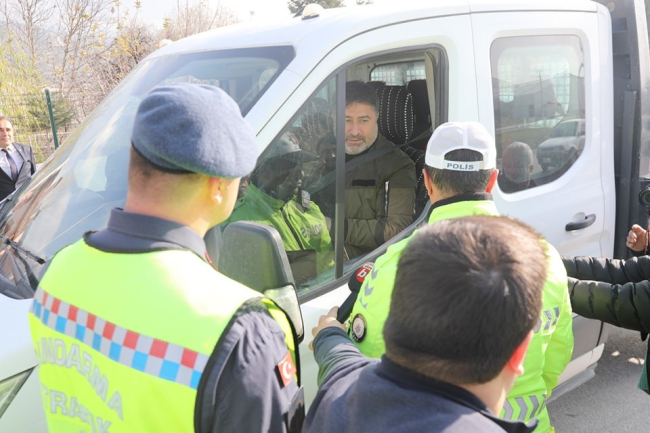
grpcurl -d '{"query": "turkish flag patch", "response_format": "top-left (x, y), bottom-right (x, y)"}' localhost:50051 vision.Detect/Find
top-left (276, 350), bottom-right (296, 388)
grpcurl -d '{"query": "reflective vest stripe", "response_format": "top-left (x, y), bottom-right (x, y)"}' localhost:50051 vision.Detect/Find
top-left (502, 393), bottom-right (547, 421)
top-left (32, 288), bottom-right (209, 390)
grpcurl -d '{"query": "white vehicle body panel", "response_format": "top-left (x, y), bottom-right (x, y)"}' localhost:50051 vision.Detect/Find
top-left (0, 0), bottom-right (622, 429)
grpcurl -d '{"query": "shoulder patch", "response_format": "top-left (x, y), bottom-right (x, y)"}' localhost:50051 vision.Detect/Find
top-left (276, 350), bottom-right (296, 387)
top-left (351, 313), bottom-right (367, 343)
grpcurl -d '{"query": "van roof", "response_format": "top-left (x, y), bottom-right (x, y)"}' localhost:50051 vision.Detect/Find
top-left (148, 0), bottom-right (599, 61)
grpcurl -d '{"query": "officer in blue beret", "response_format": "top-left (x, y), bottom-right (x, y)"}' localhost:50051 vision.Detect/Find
top-left (28, 83), bottom-right (303, 433)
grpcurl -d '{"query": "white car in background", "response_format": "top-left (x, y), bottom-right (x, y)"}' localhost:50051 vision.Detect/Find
top-left (537, 118), bottom-right (586, 172)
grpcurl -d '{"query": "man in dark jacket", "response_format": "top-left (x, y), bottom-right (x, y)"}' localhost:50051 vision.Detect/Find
top-left (305, 215), bottom-right (547, 433)
top-left (564, 224), bottom-right (650, 395)
top-left (343, 81), bottom-right (416, 259)
top-left (0, 116), bottom-right (36, 200)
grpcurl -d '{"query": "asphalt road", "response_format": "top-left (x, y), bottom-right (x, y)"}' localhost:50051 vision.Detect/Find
top-left (548, 326), bottom-right (650, 432)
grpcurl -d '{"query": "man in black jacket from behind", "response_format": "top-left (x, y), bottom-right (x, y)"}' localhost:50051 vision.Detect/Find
top-left (305, 215), bottom-right (547, 433)
top-left (0, 116), bottom-right (36, 200)
top-left (563, 223), bottom-right (650, 395)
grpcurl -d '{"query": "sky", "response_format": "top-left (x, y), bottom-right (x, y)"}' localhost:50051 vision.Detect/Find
top-left (122, 0), bottom-right (393, 27)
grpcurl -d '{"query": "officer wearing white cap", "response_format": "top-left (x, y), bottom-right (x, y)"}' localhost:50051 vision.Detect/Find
top-left (347, 121), bottom-right (573, 432)
top-left (28, 83), bottom-right (302, 433)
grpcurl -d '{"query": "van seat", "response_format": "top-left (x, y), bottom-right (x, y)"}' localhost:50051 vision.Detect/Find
top-left (406, 79), bottom-right (432, 150)
top-left (373, 84), bottom-right (428, 215)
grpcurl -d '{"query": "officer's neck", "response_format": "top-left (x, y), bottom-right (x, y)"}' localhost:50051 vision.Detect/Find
top-left (125, 194), bottom-right (211, 238)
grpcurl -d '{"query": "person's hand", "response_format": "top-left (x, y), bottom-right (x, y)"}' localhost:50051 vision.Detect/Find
top-left (626, 224), bottom-right (647, 252)
top-left (309, 306), bottom-right (346, 351)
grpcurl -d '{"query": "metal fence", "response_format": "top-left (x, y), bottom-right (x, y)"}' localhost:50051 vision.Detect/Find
top-left (0, 89), bottom-right (106, 163)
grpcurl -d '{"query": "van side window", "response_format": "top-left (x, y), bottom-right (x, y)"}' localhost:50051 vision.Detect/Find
top-left (224, 48), bottom-right (447, 294)
top-left (223, 77), bottom-right (338, 291)
top-left (491, 36), bottom-right (585, 193)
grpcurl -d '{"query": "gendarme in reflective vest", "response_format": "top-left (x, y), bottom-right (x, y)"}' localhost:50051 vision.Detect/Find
top-left (28, 239), bottom-right (297, 433)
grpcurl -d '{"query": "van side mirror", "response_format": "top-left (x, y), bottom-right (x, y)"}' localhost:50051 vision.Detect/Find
top-left (218, 221), bottom-right (304, 342)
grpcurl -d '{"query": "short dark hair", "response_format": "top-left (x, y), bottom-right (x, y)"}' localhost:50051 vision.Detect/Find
top-left (345, 80), bottom-right (378, 111)
top-left (384, 215), bottom-right (546, 384)
top-left (128, 146), bottom-right (200, 185)
top-left (425, 149), bottom-right (493, 195)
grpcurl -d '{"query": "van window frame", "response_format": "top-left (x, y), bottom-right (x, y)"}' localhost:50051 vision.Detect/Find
top-left (288, 43), bottom-right (449, 303)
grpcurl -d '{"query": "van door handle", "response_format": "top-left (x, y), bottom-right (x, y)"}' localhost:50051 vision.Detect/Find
top-left (565, 214), bottom-right (596, 231)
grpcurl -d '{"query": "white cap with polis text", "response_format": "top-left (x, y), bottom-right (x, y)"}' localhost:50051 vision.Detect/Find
top-left (425, 122), bottom-right (496, 171)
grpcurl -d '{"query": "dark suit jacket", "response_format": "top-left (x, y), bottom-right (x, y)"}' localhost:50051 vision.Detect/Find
top-left (0, 142), bottom-right (36, 201)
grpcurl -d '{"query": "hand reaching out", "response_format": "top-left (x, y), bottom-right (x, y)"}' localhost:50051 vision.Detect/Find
top-left (626, 224), bottom-right (648, 252)
top-left (309, 306), bottom-right (346, 350)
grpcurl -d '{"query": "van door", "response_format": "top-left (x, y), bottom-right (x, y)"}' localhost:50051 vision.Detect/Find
top-left (470, 6), bottom-right (612, 387)
top-left (253, 11), bottom-right (478, 405)
top-left (471, 6), bottom-right (615, 258)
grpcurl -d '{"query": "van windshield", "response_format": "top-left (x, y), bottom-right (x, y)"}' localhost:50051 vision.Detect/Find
top-left (0, 46), bottom-right (294, 300)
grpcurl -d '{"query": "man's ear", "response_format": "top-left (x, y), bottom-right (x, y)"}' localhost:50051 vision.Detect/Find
top-left (208, 176), bottom-right (224, 205)
top-left (423, 168), bottom-right (434, 197)
top-left (506, 330), bottom-right (533, 376)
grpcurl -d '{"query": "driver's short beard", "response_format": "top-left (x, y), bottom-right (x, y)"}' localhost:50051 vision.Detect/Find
top-left (345, 130), bottom-right (378, 155)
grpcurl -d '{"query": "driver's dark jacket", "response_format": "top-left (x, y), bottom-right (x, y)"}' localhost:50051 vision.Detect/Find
top-left (563, 254), bottom-right (650, 394)
top-left (344, 134), bottom-right (416, 259)
top-left (65, 209), bottom-right (302, 432)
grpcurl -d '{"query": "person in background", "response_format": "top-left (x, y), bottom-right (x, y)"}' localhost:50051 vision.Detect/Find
top-left (0, 115), bottom-right (36, 201)
top-left (348, 121), bottom-right (573, 432)
top-left (499, 141), bottom-right (536, 193)
top-left (28, 84), bottom-right (303, 433)
top-left (305, 216), bottom-right (547, 433)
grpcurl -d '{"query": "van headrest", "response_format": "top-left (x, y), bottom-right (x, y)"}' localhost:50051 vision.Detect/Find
top-left (376, 85), bottom-right (414, 145)
top-left (407, 79), bottom-right (430, 126)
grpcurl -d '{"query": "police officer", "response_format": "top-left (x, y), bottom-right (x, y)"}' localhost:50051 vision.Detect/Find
top-left (347, 122), bottom-right (573, 433)
top-left (28, 84), bottom-right (302, 433)
top-left (225, 131), bottom-right (334, 285)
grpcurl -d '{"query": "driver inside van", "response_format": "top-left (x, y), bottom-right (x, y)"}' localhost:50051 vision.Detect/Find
top-left (224, 132), bottom-right (334, 285)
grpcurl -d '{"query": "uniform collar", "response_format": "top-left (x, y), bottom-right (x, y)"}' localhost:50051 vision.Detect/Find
top-left (90, 208), bottom-right (208, 259)
top-left (377, 357), bottom-right (538, 433)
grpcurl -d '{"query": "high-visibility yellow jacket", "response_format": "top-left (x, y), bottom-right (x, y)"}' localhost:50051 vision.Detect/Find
top-left (29, 238), bottom-right (298, 433)
top-left (349, 194), bottom-right (573, 433)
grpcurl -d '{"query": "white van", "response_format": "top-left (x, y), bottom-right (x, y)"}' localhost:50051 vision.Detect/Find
top-left (2, 0), bottom-right (649, 430)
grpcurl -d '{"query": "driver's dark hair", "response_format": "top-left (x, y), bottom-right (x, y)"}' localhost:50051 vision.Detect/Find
top-left (384, 216), bottom-right (546, 385)
top-left (345, 80), bottom-right (378, 112)
top-left (425, 149), bottom-right (493, 195)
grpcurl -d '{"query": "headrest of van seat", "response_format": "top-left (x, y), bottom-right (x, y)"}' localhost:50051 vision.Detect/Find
top-left (407, 79), bottom-right (430, 126)
top-left (376, 85), bottom-right (414, 145)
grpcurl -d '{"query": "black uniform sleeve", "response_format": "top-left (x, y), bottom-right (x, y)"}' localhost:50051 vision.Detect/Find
top-left (562, 255), bottom-right (650, 284)
top-left (568, 276), bottom-right (650, 334)
top-left (195, 299), bottom-right (301, 433)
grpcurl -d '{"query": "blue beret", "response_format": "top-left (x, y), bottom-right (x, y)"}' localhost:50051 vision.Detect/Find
top-left (131, 83), bottom-right (258, 178)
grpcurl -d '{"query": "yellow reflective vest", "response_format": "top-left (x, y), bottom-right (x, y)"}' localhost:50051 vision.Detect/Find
top-left (349, 197), bottom-right (573, 433)
top-left (28, 239), bottom-right (297, 433)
